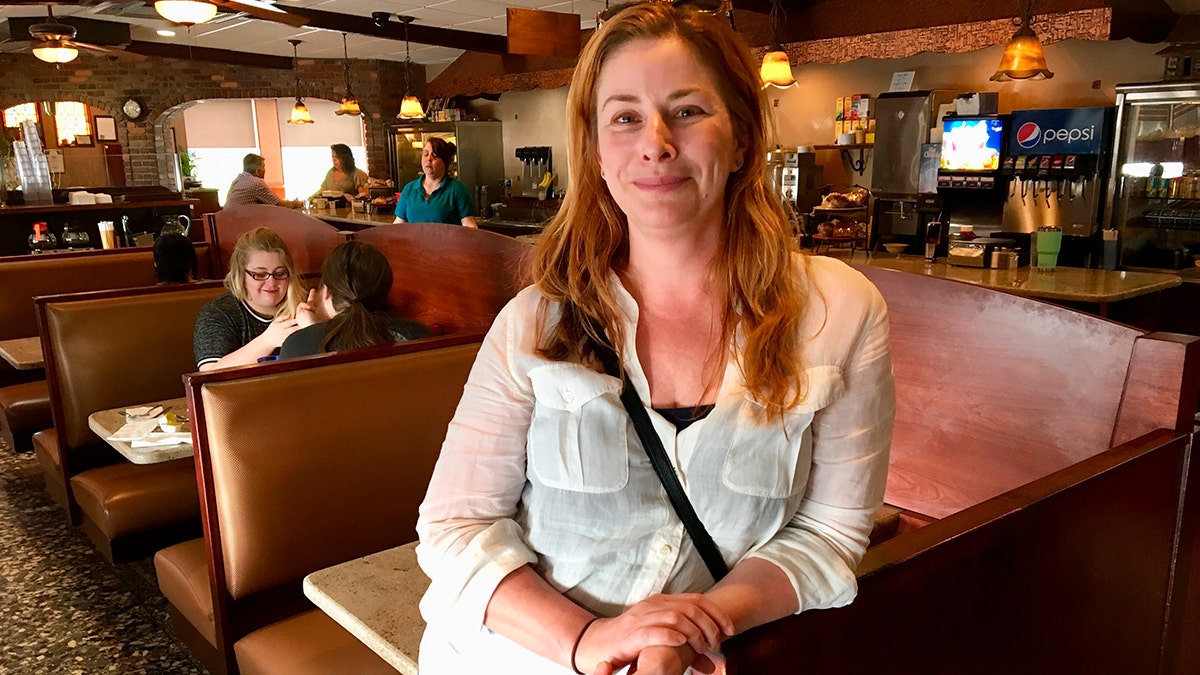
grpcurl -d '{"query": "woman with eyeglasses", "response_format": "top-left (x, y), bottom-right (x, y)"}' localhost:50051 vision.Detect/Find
top-left (278, 240), bottom-right (432, 359)
top-left (416, 3), bottom-right (893, 674)
top-left (193, 227), bottom-right (306, 371)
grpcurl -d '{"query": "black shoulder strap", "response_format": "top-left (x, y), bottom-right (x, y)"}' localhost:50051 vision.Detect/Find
top-left (591, 332), bottom-right (729, 582)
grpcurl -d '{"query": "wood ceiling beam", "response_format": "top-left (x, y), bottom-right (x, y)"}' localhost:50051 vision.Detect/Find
top-left (280, 7), bottom-right (508, 54)
top-left (123, 40), bottom-right (294, 69)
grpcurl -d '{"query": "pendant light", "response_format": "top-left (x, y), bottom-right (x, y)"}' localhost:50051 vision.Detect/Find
top-left (154, 0), bottom-right (217, 26)
top-left (990, 0), bottom-right (1054, 81)
top-left (760, 0), bottom-right (796, 89)
top-left (335, 33), bottom-right (362, 116)
top-left (32, 39), bottom-right (78, 64)
top-left (396, 16), bottom-right (427, 120)
top-left (29, 8), bottom-right (78, 64)
top-left (287, 39), bottom-right (314, 125)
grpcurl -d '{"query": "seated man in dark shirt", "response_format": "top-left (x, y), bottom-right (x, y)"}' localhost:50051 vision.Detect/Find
top-left (281, 240), bottom-right (432, 359)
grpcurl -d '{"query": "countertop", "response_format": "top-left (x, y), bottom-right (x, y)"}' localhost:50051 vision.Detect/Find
top-left (309, 207), bottom-right (545, 236)
top-left (863, 255), bottom-right (1181, 303)
top-left (0, 199), bottom-right (198, 214)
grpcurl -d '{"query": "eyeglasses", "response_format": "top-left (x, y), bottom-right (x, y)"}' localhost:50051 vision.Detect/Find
top-left (596, 0), bottom-right (732, 27)
top-left (244, 269), bottom-right (291, 281)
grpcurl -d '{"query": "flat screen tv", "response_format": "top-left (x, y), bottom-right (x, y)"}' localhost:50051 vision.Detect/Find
top-left (940, 117), bottom-right (1004, 172)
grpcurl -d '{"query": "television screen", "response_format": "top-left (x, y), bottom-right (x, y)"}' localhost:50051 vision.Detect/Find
top-left (940, 118), bottom-right (1004, 172)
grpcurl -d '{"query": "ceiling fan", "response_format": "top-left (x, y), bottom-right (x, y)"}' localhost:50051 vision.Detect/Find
top-left (0, 5), bottom-right (145, 62)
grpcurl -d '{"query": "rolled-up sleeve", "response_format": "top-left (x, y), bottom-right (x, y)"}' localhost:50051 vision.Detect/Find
top-left (416, 296), bottom-right (541, 637)
top-left (744, 270), bottom-right (894, 612)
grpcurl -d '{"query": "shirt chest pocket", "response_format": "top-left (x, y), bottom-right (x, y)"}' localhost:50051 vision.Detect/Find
top-left (722, 366), bottom-right (845, 499)
top-left (527, 364), bottom-right (629, 493)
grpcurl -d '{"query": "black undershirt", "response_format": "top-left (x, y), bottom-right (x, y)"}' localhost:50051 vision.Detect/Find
top-left (653, 404), bottom-right (715, 431)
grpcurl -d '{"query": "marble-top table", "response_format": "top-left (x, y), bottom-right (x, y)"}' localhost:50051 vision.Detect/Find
top-left (0, 337), bottom-right (44, 370)
top-left (862, 256), bottom-right (1181, 308)
top-left (87, 396), bottom-right (192, 464)
top-left (303, 541), bottom-right (427, 675)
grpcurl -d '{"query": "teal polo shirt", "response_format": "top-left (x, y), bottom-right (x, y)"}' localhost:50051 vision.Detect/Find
top-left (395, 175), bottom-right (474, 225)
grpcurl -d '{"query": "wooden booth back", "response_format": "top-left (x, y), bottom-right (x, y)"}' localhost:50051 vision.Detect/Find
top-left (206, 205), bottom-right (348, 279)
top-left (354, 223), bottom-right (531, 335)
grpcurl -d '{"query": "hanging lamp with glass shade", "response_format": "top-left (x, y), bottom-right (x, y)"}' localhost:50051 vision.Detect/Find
top-left (760, 0), bottom-right (796, 89)
top-left (154, 0), bottom-right (218, 26)
top-left (335, 33), bottom-right (362, 116)
top-left (397, 16), bottom-right (427, 120)
top-left (287, 39), bottom-right (314, 125)
top-left (990, 0), bottom-right (1054, 81)
top-left (32, 39), bottom-right (78, 64)
top-left (29, 9), bottom-right (79, 64)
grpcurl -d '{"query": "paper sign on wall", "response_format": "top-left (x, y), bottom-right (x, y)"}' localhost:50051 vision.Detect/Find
top-left (889, 71), bottom-right (915, 92)
top-left (46, 149), bottom-right (65, 173)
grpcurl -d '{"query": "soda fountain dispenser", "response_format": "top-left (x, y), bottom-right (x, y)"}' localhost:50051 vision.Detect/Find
top-left (1001, 107), bottom-right (1114, 267)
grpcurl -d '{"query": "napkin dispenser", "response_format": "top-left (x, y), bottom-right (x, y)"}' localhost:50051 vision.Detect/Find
top-left (948, 237), bottom-right (1015, 268)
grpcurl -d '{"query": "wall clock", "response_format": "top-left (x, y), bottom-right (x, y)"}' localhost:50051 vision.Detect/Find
top-left (121, 98), bottom-right (145, 121)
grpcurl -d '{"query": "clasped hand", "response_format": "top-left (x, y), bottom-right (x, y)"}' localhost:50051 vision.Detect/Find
top-left (575, 593), bottom-right (733, 675)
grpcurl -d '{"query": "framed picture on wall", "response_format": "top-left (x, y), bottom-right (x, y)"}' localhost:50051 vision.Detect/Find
top-left (73, 134), bottom-right (93, 147)
top-left (94, 115), bottom-right (117, 142)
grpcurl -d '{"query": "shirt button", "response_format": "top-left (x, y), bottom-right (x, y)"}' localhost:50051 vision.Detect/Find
top-left (660, 544), bottom-right (672, 555)
top-left (562, 387), bottom-right (575, 403)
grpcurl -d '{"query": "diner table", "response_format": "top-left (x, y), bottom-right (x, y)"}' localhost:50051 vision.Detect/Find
top-left (861, 255), bottom-right (1181, 316)
top-left (0, 337), bottom-right (44, 370)
top-left (303, 541), bottom-right (427, 675)
top-left (87, 396), bottom-right (192, 464)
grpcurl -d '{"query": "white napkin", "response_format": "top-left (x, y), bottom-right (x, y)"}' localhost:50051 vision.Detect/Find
top-left (125, 405), bottom-right (163, 418)
top-left (130, 432), bottom-right (192, 448)
top-left (108, 419), bottom-right (160, 441)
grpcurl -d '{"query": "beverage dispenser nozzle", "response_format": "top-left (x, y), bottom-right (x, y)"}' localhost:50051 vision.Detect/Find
top-left (1031, 180), bottom-right (1039, 202)
top-left (1020, 179), bottom-right (1028, 203)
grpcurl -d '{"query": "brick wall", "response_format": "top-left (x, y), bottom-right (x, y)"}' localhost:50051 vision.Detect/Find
top-left (0, 52), bottom-right (423, 186)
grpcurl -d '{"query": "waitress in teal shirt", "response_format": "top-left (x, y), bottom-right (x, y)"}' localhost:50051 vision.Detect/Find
top-left (392, 138), bottom-right (478, 228)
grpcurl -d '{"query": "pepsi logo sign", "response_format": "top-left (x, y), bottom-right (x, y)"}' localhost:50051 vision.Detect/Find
top-left (1017, 122), bottom-right (1042, 149)
top-left (1016, 121), bottom-right (1096, 149)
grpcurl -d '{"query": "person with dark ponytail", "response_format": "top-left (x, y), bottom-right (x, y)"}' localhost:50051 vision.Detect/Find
top-left (279, 240), bottom-right (432, 358)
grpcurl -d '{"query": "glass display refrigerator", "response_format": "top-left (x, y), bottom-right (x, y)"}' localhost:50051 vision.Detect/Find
top-left (1104, 82), bottom-right (1200, 270)
top-left (385, 120), bottom-right (504, 217)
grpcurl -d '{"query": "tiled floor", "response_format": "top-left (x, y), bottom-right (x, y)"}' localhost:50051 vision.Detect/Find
top-left (0, 441), bottom-right (206, 674)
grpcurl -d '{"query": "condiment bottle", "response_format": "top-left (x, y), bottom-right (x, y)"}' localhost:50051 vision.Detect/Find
top-left (959, 224), bottom-right (977, 241)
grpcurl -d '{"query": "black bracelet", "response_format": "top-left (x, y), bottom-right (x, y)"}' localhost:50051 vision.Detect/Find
top-left (570, 617), bottom-right (601, 675)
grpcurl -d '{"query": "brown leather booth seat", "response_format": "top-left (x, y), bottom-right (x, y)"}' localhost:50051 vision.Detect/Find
top-left (155, 334), bottom-right (483, 675)
top-left (35, 282), bottom-right (225, 563)
top-left (0, 380), bottom-right (50, 451)
top-left (0, 246), bottom-right (213, 451)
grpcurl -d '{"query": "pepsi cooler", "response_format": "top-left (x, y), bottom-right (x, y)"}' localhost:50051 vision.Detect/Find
top-left (1002, 107), bottom-right (1114, 266)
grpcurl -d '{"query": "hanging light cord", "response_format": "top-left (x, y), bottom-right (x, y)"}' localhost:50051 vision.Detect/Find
top-left (403, 17), bottom-right (414, 95)
top-left (1018, 0), bottom-right (1035, 26)
top-left (768, 0), bottom-right (785, 50)
top-left (341, 33), bottom-right (354, 97)
top-left (290, 39), bottom-right (302, 99)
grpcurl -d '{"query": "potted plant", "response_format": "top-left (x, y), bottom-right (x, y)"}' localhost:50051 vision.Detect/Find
top-left (178, 150), bottom-right (202, 189)
top-left (0, 130), bottom-right (13, 206)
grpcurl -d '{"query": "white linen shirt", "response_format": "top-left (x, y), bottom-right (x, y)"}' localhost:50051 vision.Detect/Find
top-left (416, 254), bottom-right (894, 673)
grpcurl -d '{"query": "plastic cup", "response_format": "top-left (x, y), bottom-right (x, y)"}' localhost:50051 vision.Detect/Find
top-left (1034, 226), bottom-right (1062, 272)
top-left (98, 222), bottom-right (116, 249)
